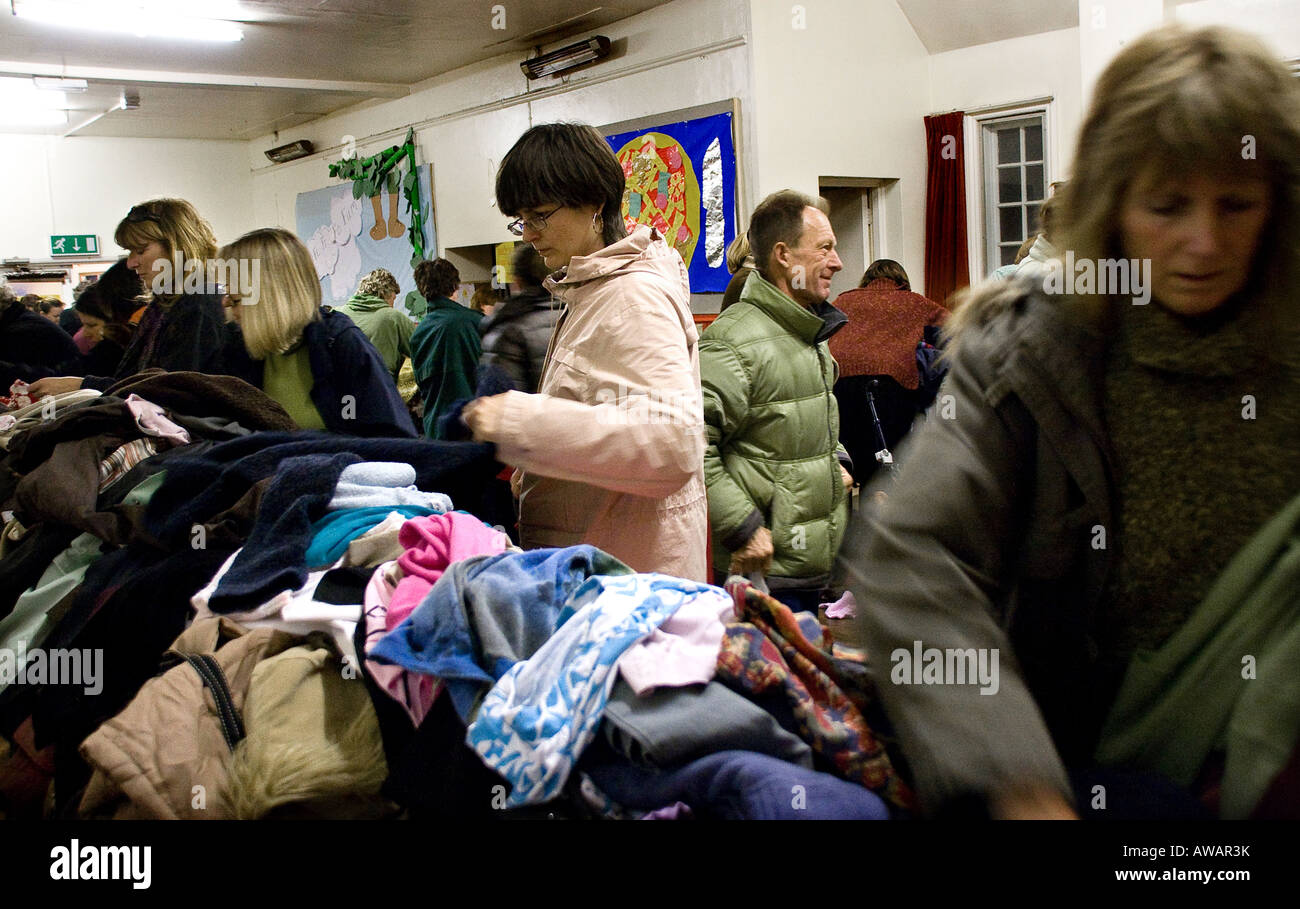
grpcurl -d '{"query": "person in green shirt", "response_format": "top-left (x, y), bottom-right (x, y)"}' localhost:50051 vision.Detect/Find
top-left (337, 268), bottom-right (415, 378)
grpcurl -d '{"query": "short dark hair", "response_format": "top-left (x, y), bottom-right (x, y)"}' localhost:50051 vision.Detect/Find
top-left (496, 122), bottom-right (628, 247)
top-left (860, 259), bottom-right (910, 291)
top-left (748, 190), bottom-right (828, 280)
top-left (71, 285), bottom-right (134, 347)
top-left (20, 294), bottom-right (42, 312)
top-left (38, 299), bottom-right (63, 315)
top-left (511, 244), bottom-right (550, 290)
top-left (414, 258), bottom-right (460, 300)
top-left (91, 259), bottom-right (146, 321)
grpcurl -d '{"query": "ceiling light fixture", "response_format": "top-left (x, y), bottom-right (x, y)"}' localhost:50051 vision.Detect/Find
top-left (521, 36), bottom-right (611, 80)
top-left (11, 0), bottom-right (245, 43)
top-left (33, 76), bottom-right (89, 92)
top-left (265, 139), bottom-right (314, 163)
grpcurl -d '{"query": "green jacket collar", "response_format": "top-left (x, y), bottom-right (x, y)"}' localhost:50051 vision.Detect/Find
top-left (343, 293), bottom-right (389, 312)
top-left (739, 271), bottom-right (846, 344)
top-left (425, 295), bottom-right (464, 312)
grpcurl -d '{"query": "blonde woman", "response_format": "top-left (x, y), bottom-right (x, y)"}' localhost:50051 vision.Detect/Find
top-left (221, 228), bottom-right (416, 437)
top-left (841, 24), bottom-right (1300, 819)
top-left (30, 198), bottom-right (228, 397)
top-left (720, 230), bottom-right (754, 312)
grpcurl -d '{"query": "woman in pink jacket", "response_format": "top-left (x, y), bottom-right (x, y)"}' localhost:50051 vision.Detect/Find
top-left (462, 122), bottom-right (708, 581)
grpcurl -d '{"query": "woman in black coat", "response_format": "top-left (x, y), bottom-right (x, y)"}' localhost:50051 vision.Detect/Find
top-left (28, 198), bottom-right (230, 398)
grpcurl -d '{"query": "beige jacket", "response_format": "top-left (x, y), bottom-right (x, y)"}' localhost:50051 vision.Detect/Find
top-left (483, 226), bottom-right (708, 581)
top-left (78, 618), bottom-right (302, 819)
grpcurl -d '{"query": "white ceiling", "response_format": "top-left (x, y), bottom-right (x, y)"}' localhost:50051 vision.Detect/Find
top-left (896, 0), bottom-right (1079, 53)
top-left (0, 0), bottom-right (674, 139)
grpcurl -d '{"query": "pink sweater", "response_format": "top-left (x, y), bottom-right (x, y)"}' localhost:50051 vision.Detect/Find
top-left (385, 512), bottom-right (511, 631)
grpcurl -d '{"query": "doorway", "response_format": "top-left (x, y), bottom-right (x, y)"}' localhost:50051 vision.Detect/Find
top-left (819, 181), bottom-right (876, 303)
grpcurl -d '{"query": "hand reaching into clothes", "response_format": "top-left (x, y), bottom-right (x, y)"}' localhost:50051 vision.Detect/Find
top-left (840, 464), bottom-right (854, 491)
top-left (461, 392), bottom-right (510, 443)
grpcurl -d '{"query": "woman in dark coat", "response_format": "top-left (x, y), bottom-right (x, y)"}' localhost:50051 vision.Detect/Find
top-left (29, 198), bottom-right (230, 398)
top-left (220, 228), bottom-right (416, 438)
top-left (840, 24), bottom-right (1300, 820)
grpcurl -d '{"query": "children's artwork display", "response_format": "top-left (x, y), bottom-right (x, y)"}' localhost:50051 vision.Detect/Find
top-left (603, 110), bottom-right (737, 293)
top-left (294, 164), bottom-right (435, 318)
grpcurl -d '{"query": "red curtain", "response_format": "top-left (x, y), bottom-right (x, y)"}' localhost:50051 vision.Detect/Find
top-left (923, 111), bottom-right (970, 305)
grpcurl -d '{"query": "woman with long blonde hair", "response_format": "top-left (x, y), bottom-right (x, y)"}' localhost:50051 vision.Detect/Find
top-left (221, 228), bottom-right (416, 437)
top-left (842, 23), bottom-right (1300, 819)
top-left (29, 198), bottom-right (229, 397)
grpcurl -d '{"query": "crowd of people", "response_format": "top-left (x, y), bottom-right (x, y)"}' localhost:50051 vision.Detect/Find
top-left (0, 22), bottom-right (1296, 820)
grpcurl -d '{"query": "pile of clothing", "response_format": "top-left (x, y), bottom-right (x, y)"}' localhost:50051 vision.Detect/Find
top-left (0, 370), bottom-right (909, 820)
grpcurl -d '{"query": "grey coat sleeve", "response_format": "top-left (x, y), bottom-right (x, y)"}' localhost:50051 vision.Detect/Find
top-left (837, 332), bottom-right (1073, 815)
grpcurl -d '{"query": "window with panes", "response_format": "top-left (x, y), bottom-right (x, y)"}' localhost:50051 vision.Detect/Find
top-left (982, 115), bottom-right (1047, 270)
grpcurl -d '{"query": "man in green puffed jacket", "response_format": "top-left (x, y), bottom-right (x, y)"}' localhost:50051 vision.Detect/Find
top-left (700, 190), bottom-right (854, 612)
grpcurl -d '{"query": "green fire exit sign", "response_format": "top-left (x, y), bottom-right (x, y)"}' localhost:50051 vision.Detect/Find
top-left (50, 235), bottom-right (99, 256)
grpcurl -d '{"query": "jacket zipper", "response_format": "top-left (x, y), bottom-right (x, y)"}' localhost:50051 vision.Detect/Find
top-left (816, 343), bottom-right (838, 516)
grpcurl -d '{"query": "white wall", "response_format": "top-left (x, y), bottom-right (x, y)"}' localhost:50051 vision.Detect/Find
top-left (929, 27), bottom-right (1083, 182)
top-left (246, 0), bottom-right (753, 260)
top-left (0, 135), bottom-right (253, 263)
top-left (1172, 0), bottom-right (1300, 58)
top-left (747, 0), bottom-right (931, 292)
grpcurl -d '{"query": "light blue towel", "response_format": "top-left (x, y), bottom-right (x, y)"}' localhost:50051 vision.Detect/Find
top-left (327, 461), bottom-right (453, 512)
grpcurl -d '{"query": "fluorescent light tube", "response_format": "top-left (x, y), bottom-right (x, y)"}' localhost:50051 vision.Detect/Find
top-left (12, 0), bottom-right (245, 42)
top-left (33, 77), bottom-right (89, 92)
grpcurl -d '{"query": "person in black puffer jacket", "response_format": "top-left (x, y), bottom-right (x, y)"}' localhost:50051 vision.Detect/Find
top-left (477, 244), bottom-right (560, 395)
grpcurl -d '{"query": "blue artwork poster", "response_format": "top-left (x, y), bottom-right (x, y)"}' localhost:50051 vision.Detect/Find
top-left (603, 110), bottom-right (736, 293)
top-left (295, 164), bottom-right (435, 318)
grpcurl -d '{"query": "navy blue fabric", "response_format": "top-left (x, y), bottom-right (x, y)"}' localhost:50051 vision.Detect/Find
top-left (139, 433), bottom-right (502, 614)
top-left (1069, 768), bottom-right (1213, 820)
top-left (435, 362), bottom-right (518, 442)
top-left (143, 431), bottom-right (500, 548)
top-left (768, 587), bottom-right (825, 614)
top-left (586, 750), bottom-right (891, 820)
top-left (206, 452), bottom-right (361, 614)
top-left (225, 308), bottom-right (417, 438)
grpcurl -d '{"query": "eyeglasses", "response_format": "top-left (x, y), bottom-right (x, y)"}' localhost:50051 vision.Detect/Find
top-left (507, 205), bottom-right (563, 237)
top-left (125, 204), bottom-right (160, 225)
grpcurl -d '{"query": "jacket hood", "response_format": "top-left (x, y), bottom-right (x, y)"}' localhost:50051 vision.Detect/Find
top-left (343, 293), bottom-right (390, 312)
top-left (545, 225), bottom-right (688, 303)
